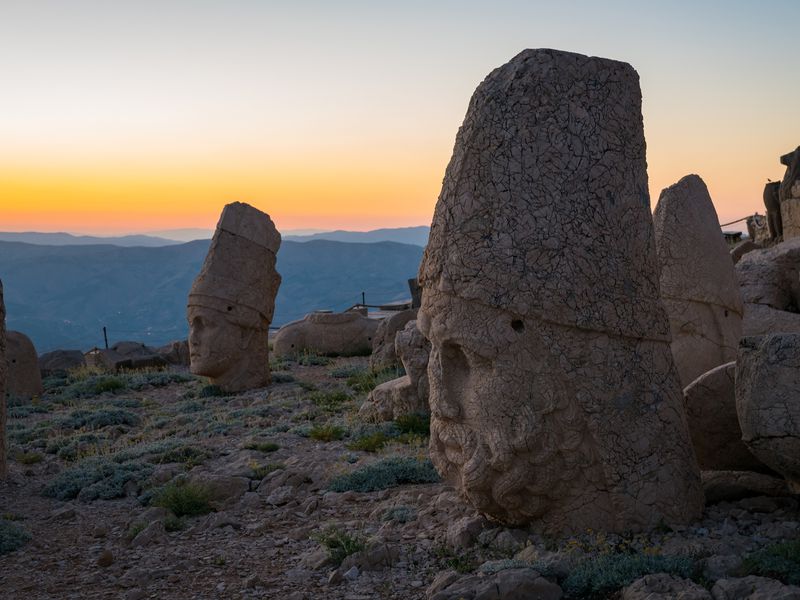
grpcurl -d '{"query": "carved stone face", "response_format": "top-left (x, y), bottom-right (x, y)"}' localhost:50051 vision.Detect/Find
top-left (417, 288), bottom-right (574, 525)
top-left (187, 305), bottom-right (242, 379)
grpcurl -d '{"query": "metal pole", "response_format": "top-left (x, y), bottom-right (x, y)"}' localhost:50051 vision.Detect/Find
top-left (103, 326), bottom-right (108, 349)
top-left (361, 291), bottom-right (365, 306)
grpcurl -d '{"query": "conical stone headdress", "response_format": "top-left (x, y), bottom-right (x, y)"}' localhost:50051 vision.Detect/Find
top-left (188, 202), bottom-right (281, 330)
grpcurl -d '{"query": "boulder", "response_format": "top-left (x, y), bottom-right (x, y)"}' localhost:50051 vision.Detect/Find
top-left (273, 311), bottom-right (379, 358)
top-left (6, 330), bottom-right (43, 399)
top-left (622, 574), bottom-right (711, 599)
top-left (428, 568), bottom-right (562, 600)
top-left (731, 240), bottom-right (760, 265)
top-left (702, 470), bottom-right (792, 504)
top-left (155, 340), bottom-right (190, 366)
top-left (361, 319), bottom-right (431, 420)
top-left (38, 349), bottom-right (85, 376)
top-left (711, 576), bottom-right (800, 599)
top-left (417, 49), bottom-right (702, 532)
top-left (369, 309), bottom-right (417, 370)
top-left (683, 362), bottom-right (765, 472)
top-left (736, 238), bottom-right (800, 335)
top-left (187, 202), bottom-right (281, 392)
top-left (653, 174), bottom-right (743, 387)
top-left (736, 334), bottom-right (800, 493)
top-left (781, 198), bottom-right (800, 241)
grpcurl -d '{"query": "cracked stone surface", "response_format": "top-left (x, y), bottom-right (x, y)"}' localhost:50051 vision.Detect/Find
top-left (653, 174), bottom-right (743, 388)
top-left (273, 311), bottom-right (380, 358)
top-left (417, 48), bottom-right (702, 532)
top-left (187, 202), bottom-right (281, 393)
top-left (361, 320), bottom-right (431, 421)
top-left (6, 330), bottom-right (44, 399)
top-left (736, 334), bottom-right (800, 493)
top-left (683, 362), bottom-right (765, 472)
top-left (370, 309), bottom-right (417, 371)
top-left (736, 238), bottom-right (800, 336)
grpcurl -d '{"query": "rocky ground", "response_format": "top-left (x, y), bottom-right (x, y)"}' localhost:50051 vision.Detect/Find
top-left (1, 356), bottom-right (799, 599)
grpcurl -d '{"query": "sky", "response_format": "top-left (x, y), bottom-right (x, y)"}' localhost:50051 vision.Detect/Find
top-left (1, 0), bottom-right (798, 235)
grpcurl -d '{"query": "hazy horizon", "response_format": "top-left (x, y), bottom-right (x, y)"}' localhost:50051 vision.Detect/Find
top-left (2, 1), bottom-right (797, 234)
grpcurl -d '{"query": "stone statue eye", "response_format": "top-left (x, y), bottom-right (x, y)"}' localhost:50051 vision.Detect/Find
top-left (511, 319), bottom-right (525, 332)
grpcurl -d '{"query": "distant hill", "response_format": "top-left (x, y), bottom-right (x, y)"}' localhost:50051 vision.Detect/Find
top-left (0, 232), bottom-right (181, 247)
top-left (0, 239), bottom-right (423, 353)
top-left (284, 226), bottom-right (430, 247)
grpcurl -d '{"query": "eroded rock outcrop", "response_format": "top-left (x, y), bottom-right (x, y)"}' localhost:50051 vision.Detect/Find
top-left (653, 174), bottom-right (743, 387)
top-left (369, 309), bottom-right (417, 370)
top-left (187, 202), bottom-right (281, 392)
top-left (273, 311), bottom-right (379, 358)
top-left (6, 330), bottom-right (43, 399)
top-left (780, 147), bottom-right (800, 241)
top-left (417, 48), bottom-right (703, 532)
top-left (361, 320), bottom-right (431, 421)
top-left (736, 238), bottom-right (800, 335)
top-left (683, 362), bottom-right (765, 472)
top-left (736, 334), bottom-right (800, 493)
top-left (38, 349), bottom-right (85, 377)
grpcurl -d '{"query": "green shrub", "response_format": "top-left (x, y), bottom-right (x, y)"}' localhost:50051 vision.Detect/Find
top-left (15, 451), bottom-right (44, 465)
top-left (58, 408), bottom-right (140, 430)
top-left (244, 441), bottom-right (280, 453)
top-left (271, 373), bottom-right (295, 384)
top-left (328, 457), bottom-right (440, 492)
top-left (737, 540), bottom-right (800, 585)
top-left (561, 553), bottom-right (698, 599)
top-left (126, 522), bottom-right (147, 541)
top-left (309, 424), bottom-right (346, 442)
top-left (54, 375), bottom-right (128, 400)
top-left (198, 384), bottom-right (224, 398)
top-left (8, 404), bottom-right (50, 419)
top-left (312, 526), bottom-right (365, 567)
top-left (329, 365), bottom-right (365, 379)
top-left (164, 514), bottom-right (186, 532)
top-left (249, 461), bottom-right (285, 479)
top-left (346, 432), bottom-right (388, 452)
top-left (127, 372), bottom-right (192, 390)
top-left (346, 367), bottom-right (403, 394)
top-left (154, 445), bottom-right (209, 467)
top-left (297, 352), bottom-right (332, 366)
top-left (151, 482), bottom-right (213, 517)
top-left (42, 457), bottom-right (154, 502)
top-left (0, 520), bottom-right (32, 555)
top-left (309, 390), bottom-right (351, 412)
top-left (382, 505), bottom-right (417, 523)
top-left (395, 413), bottom-right (430, 436)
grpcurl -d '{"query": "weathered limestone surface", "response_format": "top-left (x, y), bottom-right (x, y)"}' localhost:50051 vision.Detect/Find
top-left (0, 280), bottom-right (6, 477)
top-left (156, 340), bottom-right (190, 366)
top-left (730, 240), bottom-right (760, 265)
top-left (417, 49), bottom-right (702, 532)
top-left (781, 197), bottom-right (800, 241)
top-left (736, 238), bottom-right (800, 335)
top-left (736, 334), bottom-right (800, 493)
top-left (38, 349), bottom-right (85, 376)
top-left (361, 320), bottom-right (431, 421)
top-left (683, 362), bottom-right (765, 472)
top-left (702, 470), bottom-right (792, 504)
top-left (187, 202), bottom-right (281, 392)
top-left (273, 311), bottom-right (379, 358)
top-left (369, 309), bottom-right (417, 370)
top-left (6, 330), bottom-right (43, 399)
top-left (622, 574), bottom-right (711, 600)
top-left (653, 174), bottom-right (743, 387)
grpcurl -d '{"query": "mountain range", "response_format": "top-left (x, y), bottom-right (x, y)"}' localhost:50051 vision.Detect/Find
top-left (0, 239), bottom-right (424, 353)
top-left (0, 226), bottom-right (430, 248)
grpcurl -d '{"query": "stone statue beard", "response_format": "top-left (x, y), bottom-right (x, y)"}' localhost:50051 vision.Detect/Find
top-left (431, 414), bottom-right (552, 525)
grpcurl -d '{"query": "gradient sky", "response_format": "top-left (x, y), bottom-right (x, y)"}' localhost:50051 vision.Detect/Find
top-left (1, 0), bottom-right (798, 234)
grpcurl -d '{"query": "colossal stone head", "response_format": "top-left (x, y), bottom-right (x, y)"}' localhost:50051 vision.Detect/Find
top-left (653, 174), bottom-right (744, 387)
top-left (187, 202), bottom-right (281, 392)
top-left (417, 49), bottom-right (703, 532)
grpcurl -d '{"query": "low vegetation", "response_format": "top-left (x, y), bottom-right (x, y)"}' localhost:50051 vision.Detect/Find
top-left (0, 520), bottom-right (32, 555)
top-left (151, 481), bottom-right (213, 518)
top-left (327, 457), bottom-right (440, 492)
top-left (312, 526), bottom-right (365, 567)
top-left (737, 540), bottom-right (800, 585)
top-left (309, 423), bottom-right (347, 442)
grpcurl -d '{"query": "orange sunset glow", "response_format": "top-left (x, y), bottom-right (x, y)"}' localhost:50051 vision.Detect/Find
top-left (1, 2), bottom-right (798, 234)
